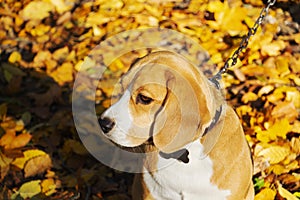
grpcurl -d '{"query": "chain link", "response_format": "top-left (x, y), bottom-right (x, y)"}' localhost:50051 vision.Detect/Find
top-left (211, 0), bottom-right (277, 88)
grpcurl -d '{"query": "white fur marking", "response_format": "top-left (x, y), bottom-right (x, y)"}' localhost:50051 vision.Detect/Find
top-left (143, 140), bottom-right (231, 199)
top-left (101, 89), bottom-right (134, 146)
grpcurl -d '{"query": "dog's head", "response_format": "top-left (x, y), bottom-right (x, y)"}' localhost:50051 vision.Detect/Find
top-left (99, 51), bottom-right (222, 154)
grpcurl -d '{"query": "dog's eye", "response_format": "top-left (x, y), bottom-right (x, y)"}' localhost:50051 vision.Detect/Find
top-left (136, 93), bottom-right (153, 105)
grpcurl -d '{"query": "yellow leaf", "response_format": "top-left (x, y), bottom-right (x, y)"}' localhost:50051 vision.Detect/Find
top-left (291, 137), bottom-right (300, 154)
top-left (268, 118), bottom-right (291, 139)
top-left (268, 164), bottom-right (286, 175)
top-left (52, 46), bottom-right (69, 61)
top-left (41, 178), bottom-right (57, 196)
top-left (295, 33), bottom-right (300, 44)
top-left (277, 181), bottom-right (299, 200)
top-left (15, 120), bottom-right (24, 132)
top-left (12, 149), bottom-right (46, 169)
top-left (8, 51), bottom-right (22, 63)
top-left (258, 146), bottom-right (290, 164)
top-left (50, 62), bottom-right (73, 85)
top-left (86, 12), bottom-right (113, 27)
top-left (275, 56), bottom-right (290, 76)
top-left (271, 101), bottom-right (298, 121)
top-left (18, 180), bottom-right (42, 199)
top-left (261, 40), bottom-right (286, 56)
top-left (207, 1), bottom-right (247, 36)
top-left (30, 24), bottom-right (51, 36)
top-left (258, 85), bottom-right (274, 97)
top-left (51, 0), bottom-right (75, 14)
top-left (254, 188), bottom-right (276, 200)
top-left (242, 92), bottom-right (258, 103)
top-left (20, 1), bottom-right (54, 21)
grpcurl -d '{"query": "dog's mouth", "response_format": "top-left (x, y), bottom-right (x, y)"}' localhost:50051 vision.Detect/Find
top-left (108, 137), bottom-right (157, 153)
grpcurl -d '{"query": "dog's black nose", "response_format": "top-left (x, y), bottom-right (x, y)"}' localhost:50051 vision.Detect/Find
top-left (99, 117), bottom-right (115, 134)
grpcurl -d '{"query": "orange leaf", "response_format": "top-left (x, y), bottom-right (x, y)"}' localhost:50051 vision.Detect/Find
top-left (0, 129), bottom-right (16, 148)
top-left (9, 132), bottom-right (32, 149)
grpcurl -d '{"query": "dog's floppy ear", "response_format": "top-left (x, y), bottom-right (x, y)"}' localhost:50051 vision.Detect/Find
top-left (152, 68), bottom-right (214, 154)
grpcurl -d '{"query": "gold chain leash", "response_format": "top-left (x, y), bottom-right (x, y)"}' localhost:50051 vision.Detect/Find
top-left (210, 0), bottom-right (277, 88)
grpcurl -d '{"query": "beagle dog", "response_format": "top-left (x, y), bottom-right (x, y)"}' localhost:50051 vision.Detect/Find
top-left (99, 51), bottom-right (254, 200)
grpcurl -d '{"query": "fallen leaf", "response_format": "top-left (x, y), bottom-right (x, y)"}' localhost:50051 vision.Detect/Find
top-left (41, 178), bottom-right (57, 196)
top-left (258, 85), bottom-right (274, 97)
top-left (258, 146), bottom-right (290, 164)
top-left (50, 62), bottom-right (73, 85)
top-left (52, 46), bottom-right (69, 62)
top-left (24, 154), bottom-right (52, 178)
top-left (8, 51), bottom-right (22, 63)
top-left (0, 129), bottom-right (16, 148)
top-left (271, 101), bottom-right (298, 121)
top-left (254, 188), bottom-right (276, 200)
top-left (261, 40), bottom-right (286, 56)
top-left (242, 92), bottom-right (258, 103)
top-left (277, 181), bottom-right (299, 200)
top-left (11, 149), bottom-right (47, 169)
top-left (8, 132), bottom-right (32, 149)
top-left (20, 1), bottom-right (54, 21)
top-left (18, 180), bottom-right (42, 199)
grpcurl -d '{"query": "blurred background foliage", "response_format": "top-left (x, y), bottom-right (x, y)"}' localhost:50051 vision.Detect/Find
top-left (0, 0), bottom-right (299, 199)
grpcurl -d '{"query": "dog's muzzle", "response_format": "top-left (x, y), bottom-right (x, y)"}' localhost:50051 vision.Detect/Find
top-left (99, 117), bottom-right (115, 134)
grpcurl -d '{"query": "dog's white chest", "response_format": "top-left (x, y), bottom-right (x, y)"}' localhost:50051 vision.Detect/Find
top-left (143, 141), bottom-right (231, 200)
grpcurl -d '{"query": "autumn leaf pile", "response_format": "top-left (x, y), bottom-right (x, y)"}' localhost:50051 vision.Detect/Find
top-left (0, 0), bottom-right (299, 199)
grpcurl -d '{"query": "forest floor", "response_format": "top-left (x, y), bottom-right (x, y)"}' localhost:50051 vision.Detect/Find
top-left (0, 0), bottom-right (299, 199)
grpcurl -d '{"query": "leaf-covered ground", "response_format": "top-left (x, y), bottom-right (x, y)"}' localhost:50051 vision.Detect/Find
top-left (0, 0), bottom-right (299, 199)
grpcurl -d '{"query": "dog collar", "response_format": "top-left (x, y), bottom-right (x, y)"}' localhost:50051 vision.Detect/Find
top-left (202, 105), bottom-right (223, 137)
top-left (159, 149), bottom-right (189, 163)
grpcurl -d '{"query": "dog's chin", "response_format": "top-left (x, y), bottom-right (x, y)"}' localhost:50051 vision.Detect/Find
top-left (109, 137), bottom-right (157, 153)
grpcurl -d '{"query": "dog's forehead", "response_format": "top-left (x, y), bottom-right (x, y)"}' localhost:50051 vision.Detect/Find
top-left (130, 64), bottom-right (169, 89)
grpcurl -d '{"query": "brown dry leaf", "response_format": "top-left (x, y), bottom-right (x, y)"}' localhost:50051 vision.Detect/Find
top-left (24, 154), bottom-right (52, 178)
